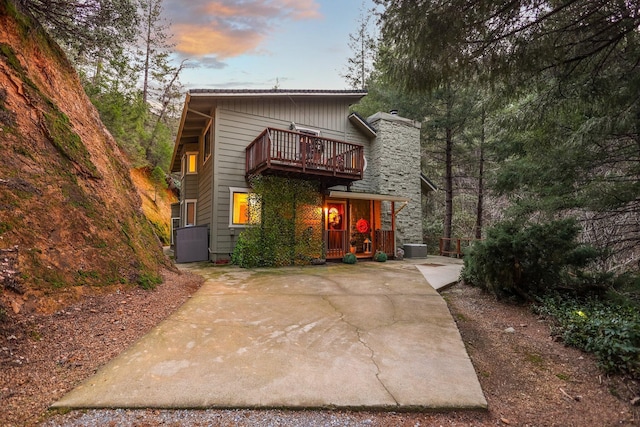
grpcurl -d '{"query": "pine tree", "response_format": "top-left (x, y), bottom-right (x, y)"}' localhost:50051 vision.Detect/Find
top-left (15, 0), bottom-right (138, 59)
top-left (375, 0), bottom-right (640, 264)
top-left (136, 0), bottom-right (184, 170)
top-left (343, 2), bottom-right (377, 90)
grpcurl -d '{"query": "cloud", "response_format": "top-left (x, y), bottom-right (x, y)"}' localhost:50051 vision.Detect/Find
top-left (165, 0), bottom-right (322, 59)
top-left (173, 24), bottom-right (263, 57)
top-left (182, 76), bottom-right (289, 90)
top-left (181, 56), bottom-right (228, 70)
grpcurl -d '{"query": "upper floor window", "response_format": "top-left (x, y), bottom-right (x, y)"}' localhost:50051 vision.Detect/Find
top-left (203, 120), bottom-right (212, 164)
top-left (182, 152), bottom-right (198, 176)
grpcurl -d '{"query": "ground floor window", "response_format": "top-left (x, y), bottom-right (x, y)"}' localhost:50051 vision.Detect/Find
top-left (171, 217), bottom-right (180, 245)
top-left (229, 187), bottom-right (260, 227)
top-left (184, 199), bottom-right (197, 226)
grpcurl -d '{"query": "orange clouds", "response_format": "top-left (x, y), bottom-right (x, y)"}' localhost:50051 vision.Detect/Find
top-left (173, 24), bottom-right (263, 57)
top-left (169, 0), bottom-right (322, 58)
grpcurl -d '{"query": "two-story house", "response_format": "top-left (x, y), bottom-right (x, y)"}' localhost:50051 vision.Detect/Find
top-left (170, 89), bottom-right (424, 263)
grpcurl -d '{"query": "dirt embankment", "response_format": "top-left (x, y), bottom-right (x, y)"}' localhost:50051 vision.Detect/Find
top-left (0, 1), bottom-right (169, 315)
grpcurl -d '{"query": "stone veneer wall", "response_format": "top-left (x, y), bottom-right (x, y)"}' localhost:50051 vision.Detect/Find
top-left (368, 112), bottom-right (423, 246)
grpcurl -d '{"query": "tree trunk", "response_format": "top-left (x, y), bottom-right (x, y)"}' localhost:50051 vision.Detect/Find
top-left (444, 125), bottom-right (453, 253)
top-left (144, 60), bottom-right (185, 163)
top-left (475, 106), bottom-right (485, 240)
top-left (142, 0), bottom-right (153, 104)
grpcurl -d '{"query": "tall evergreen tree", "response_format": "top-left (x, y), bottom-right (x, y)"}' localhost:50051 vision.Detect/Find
top-left (137, 0), bottom-right (183, 170)
top-left (343, 2), bottom-right (378, 90)
top-left (15, 0), bottom-right (138, 59)
top-left (376, 0), bottom-right (640, 264)
top-left (138, 0), bottom-right (173, 105)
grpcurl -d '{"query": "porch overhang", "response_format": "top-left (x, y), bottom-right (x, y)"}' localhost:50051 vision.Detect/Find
top-left (327, 191), bottom-right (409, 203)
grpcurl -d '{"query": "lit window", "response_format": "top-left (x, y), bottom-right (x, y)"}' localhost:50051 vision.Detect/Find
top-left (182, 152), bottom-right (197, 176)
top-left (188, 153), bottom-right (197, 173)
top-left (229, 187), bottom-right (259, 227)
top-left (184, 200), bottom-right (196, 226)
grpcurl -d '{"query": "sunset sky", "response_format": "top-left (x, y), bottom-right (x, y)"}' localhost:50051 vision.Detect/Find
top-left (163, 0), bottom-right (377, 90)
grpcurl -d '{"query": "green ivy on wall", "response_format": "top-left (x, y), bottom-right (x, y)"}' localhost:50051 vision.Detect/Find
top-left (231, 176), bottom-right (323, 268)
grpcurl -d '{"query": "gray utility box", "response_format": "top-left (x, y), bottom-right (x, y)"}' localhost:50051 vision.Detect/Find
top-left (403, 243), bottom-right (427, 258)
top-left (174, 225), bottom-right (209, 263)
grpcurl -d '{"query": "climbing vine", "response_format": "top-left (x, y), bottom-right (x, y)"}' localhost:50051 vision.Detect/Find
top-left (231, 176), bottom-right (323, 268)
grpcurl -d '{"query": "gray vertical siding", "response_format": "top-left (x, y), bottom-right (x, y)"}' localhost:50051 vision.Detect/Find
top-left (197, 120), bottom-right (213, 227)
top-left (183, 175), bottom-right (199, 200)
top-left (209, 101), bottom-right (369, 259)
top-left (168, 96), bottom-right (370, 261)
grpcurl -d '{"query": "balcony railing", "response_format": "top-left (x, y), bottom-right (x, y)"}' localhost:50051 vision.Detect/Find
top-left (246, 128), bottom-right (364, 185)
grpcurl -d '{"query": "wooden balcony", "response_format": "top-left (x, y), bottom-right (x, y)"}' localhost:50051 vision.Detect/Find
top-left (246, 128), bottom-right (364, 187)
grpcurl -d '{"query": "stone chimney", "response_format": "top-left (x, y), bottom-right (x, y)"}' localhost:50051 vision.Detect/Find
top-left (367, 111), bottom-right (423, 246)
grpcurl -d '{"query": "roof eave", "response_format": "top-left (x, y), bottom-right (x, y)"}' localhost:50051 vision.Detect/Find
top-left (170, 93), bottom-right (191, 173)
top-left (348, 112), bottom-right (377, 139)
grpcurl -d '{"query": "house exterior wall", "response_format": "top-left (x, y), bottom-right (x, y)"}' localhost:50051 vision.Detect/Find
top-left (172, 92), bottom-right (426, 262)
top-left (344, 125), bottom-right (375, 193)
top-left (197, 127), bottom-right (214, 227)
top-left (368, 112), bottom-right (423, 246)
top-left (207, 100), bottom-right (370, 260)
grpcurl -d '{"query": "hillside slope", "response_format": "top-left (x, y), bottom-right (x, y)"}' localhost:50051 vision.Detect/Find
top-left (130, 167), bottom-right (178, 245)
top-left (0, 1), bottom-right (168, 313)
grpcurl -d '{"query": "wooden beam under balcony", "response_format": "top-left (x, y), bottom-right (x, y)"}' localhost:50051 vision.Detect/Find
top-left (246, 128), bottom-right (364, 187)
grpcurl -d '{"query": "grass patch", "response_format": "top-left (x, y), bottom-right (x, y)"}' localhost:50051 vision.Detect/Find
top-left (45, 269), bottom-right (67, 289)
top-left (0, 88), bottom-right (16, 127)
top-left (137, 272), bottom-right (161, 290)
top-left (0, 221), bottom-right (13, 234)
top-left (28, 328), bottom-right (42, 341)
top-left (525, 352), bottom-right (545, 367)
top-left (75, 270), bottom-right (100, 286)
top-left (455, 313), bottom-right (468, 322)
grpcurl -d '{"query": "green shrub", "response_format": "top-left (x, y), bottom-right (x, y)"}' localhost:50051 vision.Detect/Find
top-left (373, 251), bottom-right (387, 262)
top-left (535, 294), bottom-right (640, 377)
top-left (461, 218), bottom-right (600, 300)
top-left (343, 252), bottom-right (357, 264)
top-left (231, 228), bottom-right (264, 268)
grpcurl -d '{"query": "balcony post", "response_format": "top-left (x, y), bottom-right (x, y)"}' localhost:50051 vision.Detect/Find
top-left (266, 132), bottom-right (271, 167)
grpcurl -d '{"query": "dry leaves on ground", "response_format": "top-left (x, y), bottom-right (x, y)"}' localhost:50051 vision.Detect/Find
top-left (1, 268), bottom-right (638, 426)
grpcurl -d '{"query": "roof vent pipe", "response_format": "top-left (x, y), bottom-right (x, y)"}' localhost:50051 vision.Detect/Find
top-left (389, 109), bottom-right (398, 115)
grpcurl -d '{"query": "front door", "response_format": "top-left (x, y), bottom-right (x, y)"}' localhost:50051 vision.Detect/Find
top-left (348, 199), bottom-right (373, 257)
top-left (325, 201), bottom-right (347, 259)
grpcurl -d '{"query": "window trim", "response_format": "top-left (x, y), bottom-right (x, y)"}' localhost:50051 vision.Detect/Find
top-left (202, 119), bottom-right (212, 165)
top-left (183, 199), bottom-right (197, 227)
top-left (229, 187), bottom-right (253, 228)
top-left (170, 217), bottom-right (180, 245)
top-left (293, 125), bottom-right (321, 137)
top-left (183, 152), bottom-right (198, 176)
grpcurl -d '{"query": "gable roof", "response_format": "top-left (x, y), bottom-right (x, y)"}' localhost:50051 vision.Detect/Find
top-left (170, 89), bottom-right (368, 173)
top-left (348, 111), bottom-right (377, 139)
top-left (421, 173), bottom-right (438, 192)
